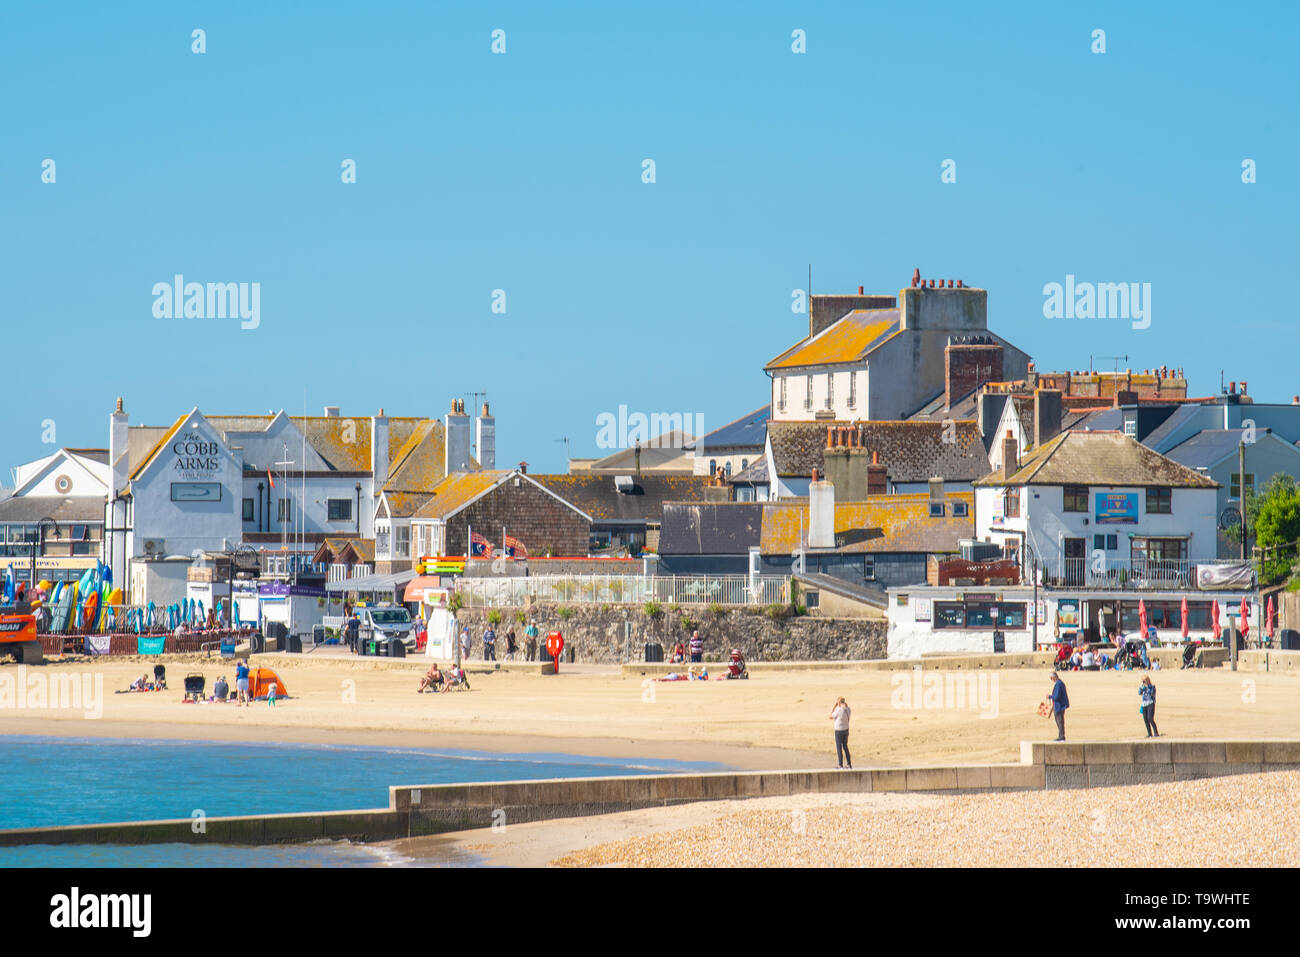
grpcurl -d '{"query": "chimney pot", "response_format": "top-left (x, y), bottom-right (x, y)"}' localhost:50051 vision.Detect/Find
top-left (912, 267), bottom-right (920, 288)
top-left (947, 279), bottom-right (953, 288)
top-left (1229, 382), bottom-right (1236, 394)
top-left (115, 397), bottom-right (124, 413)
top-left (518, 461), bottom-right (527, 474)
top-left (1241, 381), bottom-right (1248, 395)
top-left (812, 467), bottom-right (820, 483)
top-left (378, 407), bottom-right (384, 417)
top-left (858, 285), bottom-right (864, 295)
top-left (957, 280), bottom-right (963, 288)
top-left (929, 279), bottom-right (936, 288)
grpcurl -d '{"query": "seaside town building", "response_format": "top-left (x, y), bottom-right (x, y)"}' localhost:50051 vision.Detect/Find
top-left (765, 271), bottom-right (1030, 424)
top-left (102, 398), bottom-right (479, 607)
top-left (0, 447), bottom-right (111, 584)
top-left (886, 429), bottom-right (1259, 657)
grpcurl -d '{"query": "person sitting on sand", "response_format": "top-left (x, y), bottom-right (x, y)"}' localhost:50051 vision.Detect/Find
top-left (1081, 648), bottom-right (1097, 671)
top-left (442, 665), bottom-right (470, 692)
top-left (213, 675), bottom-right (229, 701)
top-left (670, 641), bottom-right (686, 664)
top-left (129, 673), bottom-right (147, 692)
top-left (419, 663), bottom-right (445, 693)
top-left (1069, 648), bottom-right (1083, 671)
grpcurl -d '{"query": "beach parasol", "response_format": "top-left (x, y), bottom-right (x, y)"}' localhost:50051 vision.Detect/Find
top-left (1138, 599), bottom-right (1148, 640)
top-left (1211, 600), bottom-right (1221, 640)
top-left (1240, 597), bottom-right (1250, 639)
top-left (1180, 596), bottom-right (1189, 640)
top-left (1267, 596), bottom-right (1276, 640)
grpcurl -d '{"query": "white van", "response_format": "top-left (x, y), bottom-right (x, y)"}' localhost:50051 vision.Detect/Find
top-left (356, 605), bottom-right (417, 651)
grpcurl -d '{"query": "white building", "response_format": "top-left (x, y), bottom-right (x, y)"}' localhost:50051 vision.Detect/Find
top-left (765, 275), bottom-right (1029, 424)
top-left (103, 398), bottom-right (471, 605)
top-left (0, 447), bottom-right (111, 584)
top-left (973, 430), bottom-right (1219, 577)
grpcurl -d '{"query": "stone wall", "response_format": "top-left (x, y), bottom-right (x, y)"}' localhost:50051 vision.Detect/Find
top-left (452, 603), bottom-right (886, 663)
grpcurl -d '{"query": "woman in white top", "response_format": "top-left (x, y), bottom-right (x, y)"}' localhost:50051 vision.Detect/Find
top-left (829, 697), bottom-right (852, 769)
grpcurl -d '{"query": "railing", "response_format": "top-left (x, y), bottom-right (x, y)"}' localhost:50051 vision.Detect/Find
top-left (327, 563), bottom-right (374, 583)
top-left (1039, 558), bottom-right (1246, 592)
top-left (455, 574), bottom-right (791, 608)
top-left (260, 553), bottom-right (326, 578)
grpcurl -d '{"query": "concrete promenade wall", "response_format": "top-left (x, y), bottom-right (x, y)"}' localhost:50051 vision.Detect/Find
top-left (2, 739), bottom-right (1297, 848)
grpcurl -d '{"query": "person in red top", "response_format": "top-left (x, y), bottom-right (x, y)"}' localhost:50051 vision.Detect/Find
top-left (670, 641), bottom-right (686, 664)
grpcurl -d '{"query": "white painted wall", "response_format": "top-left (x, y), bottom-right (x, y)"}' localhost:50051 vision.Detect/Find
top-left (887, 587), bottom-right (1037, 658)
top-left (974, 484), bottom-right (1218, 564)
top-left (771, 366), bottom-right (867, 422)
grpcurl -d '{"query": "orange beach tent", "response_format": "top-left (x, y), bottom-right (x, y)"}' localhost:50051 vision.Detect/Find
top-left (248, 667), bottom-right (289, 699)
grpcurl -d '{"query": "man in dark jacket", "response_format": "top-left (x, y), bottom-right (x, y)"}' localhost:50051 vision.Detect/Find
top-left (1047, 673), bottom-right (1070, 741)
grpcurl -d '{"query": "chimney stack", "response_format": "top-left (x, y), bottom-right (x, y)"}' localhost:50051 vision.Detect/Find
top-left (475, 402), bottom-right (496, 470)
top-left (1001, 430), bottom-right (1018, 480)
top-left (866, 449), bottom-right (887, 495)
top-left (928, 476), bottom-right (944, 502)
top-left (444, 400), bottom-right (471, 473)
top-left (110, 398), bottom-right (129, 497)
top-left (518, 461), bottom-right (528, 474)
top-left (809, 469), bottom-right (835, 549)
top-left (1034, 388), bottom-right (1063, 449)
top-left (372, 408), bottom-right (391, 491)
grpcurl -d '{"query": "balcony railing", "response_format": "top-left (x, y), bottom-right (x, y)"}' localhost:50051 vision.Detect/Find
top-left (1037, 558), bottom-right (1245, 592)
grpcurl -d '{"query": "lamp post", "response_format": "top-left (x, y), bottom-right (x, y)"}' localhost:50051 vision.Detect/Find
top-left (33, 517), bottom-right (57, 591)
top-left (355, 482), bottom-right (362, 537)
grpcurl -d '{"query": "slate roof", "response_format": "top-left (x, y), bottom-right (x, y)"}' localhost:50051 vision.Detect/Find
top-left (974, 431), bottom-right (1221, 488)
top-left (531, 474), bottom-right (716, 524)
top-left (905, 389), bottom-right (981, 422)
top-left (688, 405), bottom-right (770, 451)
top-left (765, 309), bottom-right (901, 370)
top-left (729, 456), bottom-right (769, 485)
top-left (0, 495), bottom-right (106, 523)
top-left (1164, 429), bottom-right (1294, 470)
top-left (760, 493), bottom-right (973, 555)
top-left (767, 420), bottom-right (991, 482)
top-left (1140, 404), bottom-right (1215, 453)
top-left (658, 503), bottom-right (764, 555)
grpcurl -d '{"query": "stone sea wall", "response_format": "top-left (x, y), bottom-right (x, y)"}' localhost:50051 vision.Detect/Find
top-left (451, 604), bottom-right (886, 663)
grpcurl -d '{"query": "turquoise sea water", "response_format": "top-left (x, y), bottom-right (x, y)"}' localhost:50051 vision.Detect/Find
top-left (0, 736), bottom-right (725, 867)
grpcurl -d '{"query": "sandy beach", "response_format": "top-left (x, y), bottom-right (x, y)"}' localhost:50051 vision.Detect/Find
top-left (4, 652), bottom-right (1297, 865)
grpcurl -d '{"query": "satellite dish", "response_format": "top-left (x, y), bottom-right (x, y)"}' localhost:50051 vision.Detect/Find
top-left (1219, 506), bottom-right (1242, 530)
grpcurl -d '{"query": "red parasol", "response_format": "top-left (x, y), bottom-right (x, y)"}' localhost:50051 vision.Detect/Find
top-left (1240, 597), bottom-right (1250, 639)
top-left (1138, 599), bottom-right (1148, 639)
top-left (1211, 600), bottom-right (1221, 640)
top-left (1267, 596), bottom-right (1276, 639)
top-left (1180, 596), bottom-right (1189, 640)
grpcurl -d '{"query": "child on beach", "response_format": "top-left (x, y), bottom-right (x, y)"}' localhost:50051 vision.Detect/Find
top-left (267, 682), bottom-right (277, 707)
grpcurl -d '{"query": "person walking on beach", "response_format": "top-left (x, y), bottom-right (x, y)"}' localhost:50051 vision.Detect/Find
top-left (524, 620), bottom-right (539, 661)
top-left (482, 623), bottom-right (497, 661)
top-left (345, 612), bottom-right (360, 653)
top-left (460, 626), bottom-right (472, 663)
top-left (235, 659), bottom-right (251, 707)
top-left (504, 627), bottom-right (517, 660)
top-left (689, 630), bottom-right (703, 663)
top-left (1047, 673), bottom-right (1069, 741)
top-left (1139, 676), bottom-right (1159, 737)
top-left (830, 697), bottom-right (852, 769)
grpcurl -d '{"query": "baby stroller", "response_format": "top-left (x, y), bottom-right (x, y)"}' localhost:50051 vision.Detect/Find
top-left (154, 664), bottom-right (168, 690)
top-left (1181, 641), bottom-right (1201, 670)
top-left (183, 673), bottom-right (206, 703)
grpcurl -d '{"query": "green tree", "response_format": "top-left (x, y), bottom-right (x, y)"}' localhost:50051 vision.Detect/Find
top-left (1252, 473), bottom-right (1300, 582)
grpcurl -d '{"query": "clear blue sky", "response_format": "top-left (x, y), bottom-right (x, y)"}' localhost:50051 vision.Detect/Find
top-left (3, 1), bottom-right (1295, 475)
